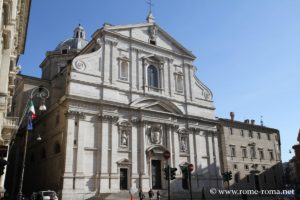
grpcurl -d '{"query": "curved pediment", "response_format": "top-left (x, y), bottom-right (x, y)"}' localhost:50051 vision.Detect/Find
top-left (146, 145), bottom-right (167, 154)
top-left (117, 158), bottom-right (131, 165)
top-left (130, 98), bottom-right (183, 115)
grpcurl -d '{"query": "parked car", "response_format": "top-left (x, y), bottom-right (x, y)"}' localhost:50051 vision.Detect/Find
top-left (36, 191), bottom-right (58, 200)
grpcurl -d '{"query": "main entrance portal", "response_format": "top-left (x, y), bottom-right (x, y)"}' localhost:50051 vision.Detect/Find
top-left (151, 160), bottom-right (162, 189)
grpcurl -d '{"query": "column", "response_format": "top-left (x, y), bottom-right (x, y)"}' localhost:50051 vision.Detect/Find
top-left (95, 116), bottom-right (102, 194)
top-left (188, 65), bottom-right (193, 101)
top-left (110, 117), bottom-right (119, 191)
top-left (62, 114), bottom-right (76, 190)
top-left (111, 41), bottom-right (118, 84)
top-left (135, 49), bottom-right (140, 90)
top-left (103, 38), bottom-right (111, 84)
top-left (173, 127), bottom-right (180, 168)
top-left (99, 116), bottom-right (110, 192)
top-left (167, 59), bottom-right (173, 97)
top-left (131, 123), bottom-right (139, 188)
top-left (75, 114), bottom-right (86, 192)
top-left (76, 116), bottom-right (86, 175)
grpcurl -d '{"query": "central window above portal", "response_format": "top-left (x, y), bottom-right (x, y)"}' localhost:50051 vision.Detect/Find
top-left (147, 65), bottom-right (159, 88)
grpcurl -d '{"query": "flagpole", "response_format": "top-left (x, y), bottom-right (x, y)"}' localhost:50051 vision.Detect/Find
top-left (18, 129), bottom-right (29, 200)
top-left (17, 86), bottom-right (49, 200)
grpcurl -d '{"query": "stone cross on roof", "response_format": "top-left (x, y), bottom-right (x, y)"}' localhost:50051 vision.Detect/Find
top-left (297, 129), bottom-right (300, 143)
top-left (146, 0), bottom-right (154, 13)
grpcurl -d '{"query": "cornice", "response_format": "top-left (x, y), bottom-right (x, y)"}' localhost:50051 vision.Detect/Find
top-left (218, 118), bottom-right (279, 133)
top-left (103, 30), bottom-right (195, 60)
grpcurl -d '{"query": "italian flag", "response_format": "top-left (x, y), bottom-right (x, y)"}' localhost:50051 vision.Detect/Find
top-left (28, 100), bottom-right (36, 119)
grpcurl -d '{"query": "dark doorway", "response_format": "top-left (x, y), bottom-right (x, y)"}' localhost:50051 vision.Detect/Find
top-left (120, 168), bottom-right (128, 190)
top-left (254, 175), bottom-right (260, 190)
top-left (151, 160), bottom-right (162, 189)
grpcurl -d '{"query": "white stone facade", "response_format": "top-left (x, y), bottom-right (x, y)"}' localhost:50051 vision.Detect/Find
top-left (60, 20), bottom-right (222, 199)
top-left (9, 19), bottom-right (223, 199)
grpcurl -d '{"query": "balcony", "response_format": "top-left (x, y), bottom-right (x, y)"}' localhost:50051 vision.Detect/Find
top-left (3, 117), bottom-right (18, 130)
top-left (2, 117), bottom-right (19, 142)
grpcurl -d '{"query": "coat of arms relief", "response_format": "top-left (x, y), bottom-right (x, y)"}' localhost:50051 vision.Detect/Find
top-left (148, 124), bottom-right (163, 145)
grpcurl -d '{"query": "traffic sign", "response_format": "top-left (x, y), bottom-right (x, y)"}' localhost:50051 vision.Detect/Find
top-left (163, 150), bottom-right (171, 160)
top-left (188, 163), bottom-right (194, 172)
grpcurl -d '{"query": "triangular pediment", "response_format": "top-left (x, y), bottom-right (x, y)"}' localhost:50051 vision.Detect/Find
top-left (102, 23), bottom-right (195, 59)
top-left (130, 98), bottom-right (183, 115)
top-left (146, 104), bottom-right (171, 113)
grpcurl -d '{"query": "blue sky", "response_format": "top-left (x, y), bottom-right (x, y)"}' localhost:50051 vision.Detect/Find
top-left (19, 0), bottom-right (300, 162)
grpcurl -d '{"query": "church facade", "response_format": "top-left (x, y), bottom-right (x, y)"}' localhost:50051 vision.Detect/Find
top-left (8, 15), bottom-right (222, 199)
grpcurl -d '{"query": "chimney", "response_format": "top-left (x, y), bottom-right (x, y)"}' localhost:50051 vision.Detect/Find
top-left (251, 120), bottom-right (255, 125)
top-left (244, 119), bottom-right (249, 124)
top-left (230, 112), bottom-right (235, 121)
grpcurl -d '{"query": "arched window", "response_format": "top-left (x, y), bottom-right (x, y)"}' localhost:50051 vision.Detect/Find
top-left (147, 65), bottom-right (159, 88)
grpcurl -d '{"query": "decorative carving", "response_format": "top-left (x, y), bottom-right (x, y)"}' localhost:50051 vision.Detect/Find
top-left (117, 120), bottom-right (132, 149)
top-left (148, 124), bottom-right (162, 144)
top-left (148, 25), bottom-right (158, 41)
top-left (203, 91), bottom-right (211, 100)
top-left (99, 114), bottom-right (119, 122)
top-left (120, 130), bottom-right (128, 147)
top-left (180, 136), bottom-right (188, 153)
top-left (177, 127), bottom-right (189, 153)
top-left (74, 60), bottom-right (86, 71)
top-left (105, 38), bottom-right (118, 46)
top-left (65, 111), bottom-right (86, 119)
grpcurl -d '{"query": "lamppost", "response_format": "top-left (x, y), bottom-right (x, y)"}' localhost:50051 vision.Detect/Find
top-left (17, 86), bottom-right (49, 200)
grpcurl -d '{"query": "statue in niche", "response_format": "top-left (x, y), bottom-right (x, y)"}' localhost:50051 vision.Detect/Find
top-left (149, 25), bottom-right (158, 41)
top-left (120, 130), bottom-right (128, 147)
top-left (180, 136), bottom-right (188, 153)
top-left (150, 125), bottom-right (162, 144)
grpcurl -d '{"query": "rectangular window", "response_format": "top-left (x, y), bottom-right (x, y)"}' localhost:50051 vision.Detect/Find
top-left (242, 148), bottom-right (247, 158)
top-left (250, 146), bottom-right (256, 159)
top-left (230, 145), bottom-right (236, 157)
top-left (257, 132), bottom-right (261, 139)
top-left (230, 128), bottom-right (233, 135)
top-left (267, 133), bottom-right (271, 140)
top-left (175, 74), bottom-right (184, 92)
top-left (245, 165), bottom-right (249, 170)
top-left (249, 130), bottom-right (253, 138)
top-left (120, 61), bottom-right (129, 81)
top-left (259, 149), bottom-right (264, 160)
top-left (241, 130), bottom-right (244, 137)
top-left (269, 151), bottom-right (274, 160)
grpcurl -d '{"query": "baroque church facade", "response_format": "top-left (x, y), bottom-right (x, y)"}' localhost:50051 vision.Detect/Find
top-left (7, 14), bottom-right (222, 199)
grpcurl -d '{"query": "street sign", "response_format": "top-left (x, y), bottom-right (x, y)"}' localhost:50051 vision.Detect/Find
top-left (163, 150), bottom-right (171, 160)
top-left (188, 163), bottom-right (194, 172)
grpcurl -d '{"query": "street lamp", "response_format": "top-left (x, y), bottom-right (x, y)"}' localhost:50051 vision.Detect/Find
top-left (18, 86), bottom-right (50, 200)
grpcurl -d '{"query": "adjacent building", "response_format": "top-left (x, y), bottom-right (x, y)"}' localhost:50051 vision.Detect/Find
top-left (217, 112), bottom-right (284, 190)
top-left (0, 0), bottom-right (31, 196)
top-left (7, 14), bottom-right (223, 199)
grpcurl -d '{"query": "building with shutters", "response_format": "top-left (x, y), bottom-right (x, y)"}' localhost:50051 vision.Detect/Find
top-left (217, 112), bottom-right (284, 190)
